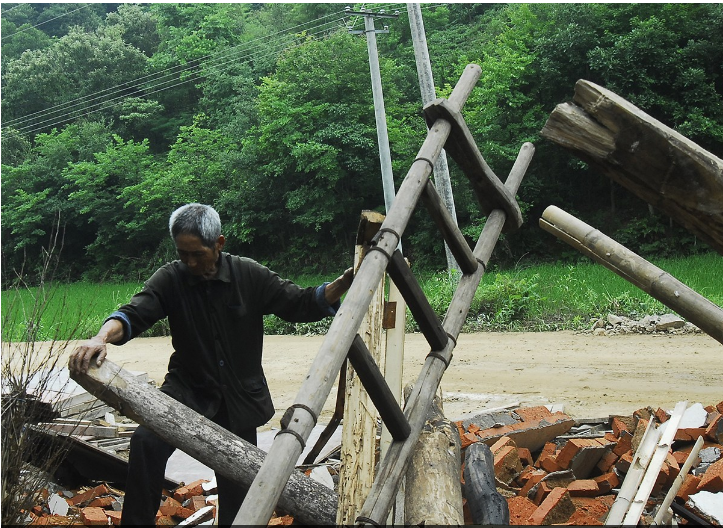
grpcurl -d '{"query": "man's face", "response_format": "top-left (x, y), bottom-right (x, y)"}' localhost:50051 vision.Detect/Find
top-left (175, 233), bottom-right (225, 279)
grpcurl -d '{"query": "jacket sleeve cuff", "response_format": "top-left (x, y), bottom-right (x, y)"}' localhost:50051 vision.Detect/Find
top-left (315, 283), bottom-right (340, 316)
top-left (104, 311), bottom-right (132, 345)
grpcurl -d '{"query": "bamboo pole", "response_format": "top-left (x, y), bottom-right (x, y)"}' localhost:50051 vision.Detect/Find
top-left (232, 64), bottom-right (484, 526)
top-left (540, 205), bottom-right (723, 344)
top-left (356, 142), bottom-right (535, 525)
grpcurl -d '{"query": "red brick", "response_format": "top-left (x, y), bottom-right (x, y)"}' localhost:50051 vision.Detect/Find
top-left (467, 423), bottom-right (480, 434)
top-left (173, 479), bottom-right (208, 502)
top-left (596, 450), bottom-right (618, 473)
top-left (612, 431), bottom-right (632, 457)
top-left (494, 445), bottom-right (523, 485)
top-left (535, 442), bottom-right (557, 468)
top-left (611, 416), bottom-right (631, 437)
top-left (156, 514), bottom-right (176, 525)
top-left (716, 401), bottom-right (723, 414)
top-left (70, 484), bottom-right (109, 506)
top-left (698, 457), bottom-right (723, 492)
top-left (534, 482), bottom-right (554, 505)
top-left (507, 495), bottom-right (537, 525)
top-left (540, 454), bottom-right (561, 473)
top-left (519, 469), bottom-right (547, 498)
top-left (571, 496), bottom-right (615, 524)
top-left (107, 510), bottom-right (122, 526)
top-left (461, 431), bottom-right (478, 449)
top-left (191, 495), bottom-right (207, 511)
top-left (491, 435), bottom-right (516, 454)
top-left (615, 451), bottom-right (633, 474)
top-left (518, 447), bottom-right (534, 467)
top-left (567, 479), bottom-right (600, 497)
top-left (88, 496), bottom-right (114, 508)
top-left (706, 413), bottom-right (722, 443)
top-left (594, 471), bottom-right (620, 494)
top-left (81, 507), bottom-right (108, 526)
top-left (175, 507), bottom-right (196, 519)
top-left (515, 406), bottom-right (554, 422)
top-left (528, 487), bottom-right (575, 525)
top-left (654, 407), bottom-right (669, 424)
top-left (677, 474), bottom-right (701, 501)
top-left (555, 438), bottom-right (609, 478)
top-left (160, 496), bottom-right (183, 517)
top-left (675, 427), bottom-right (707, 442)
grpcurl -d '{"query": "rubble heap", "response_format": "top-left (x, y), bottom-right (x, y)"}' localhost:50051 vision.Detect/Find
top-left (456, 401), bottom-right (723, 525)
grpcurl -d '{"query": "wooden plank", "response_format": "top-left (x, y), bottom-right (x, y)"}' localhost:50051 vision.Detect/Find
top-left (541, 79), bottom-right (723, 254)
top-left (232, 63), bottom-right (486, 527)
top-left (38, 422), bottom-right (118, 438)
top-left (540, 205), bottom-right (723, 344)
top-left (69, 360), bottom-right (338, 525)
top-left (336, 241), bottom-right (386, 525)
top-left (386, 249), bottom-right (448, 351)
top-left (421, 180), bottom-right (478, 274)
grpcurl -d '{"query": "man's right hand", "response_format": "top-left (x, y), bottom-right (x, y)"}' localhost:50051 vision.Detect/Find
top-left (68, 318), bottom-right (124, 375)
top-left (68, 336), bottom-right (108, 375)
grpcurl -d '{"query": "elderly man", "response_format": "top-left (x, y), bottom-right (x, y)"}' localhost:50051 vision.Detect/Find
top-left (69, 203), bottom-right (352, 525)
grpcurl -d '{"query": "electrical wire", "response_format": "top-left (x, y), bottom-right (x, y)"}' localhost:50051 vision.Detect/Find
top-left (4, 3), bottom-right (448, 135)
top-left (1, 4), bottom-right (93, 40)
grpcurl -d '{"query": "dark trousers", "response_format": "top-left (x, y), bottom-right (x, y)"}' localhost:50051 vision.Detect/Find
top-left (120, 402), bottom-right (257, 526)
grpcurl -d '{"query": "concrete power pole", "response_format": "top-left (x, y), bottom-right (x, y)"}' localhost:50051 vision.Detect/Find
top-left (407, 3), bottom-right (460, 274)
top-left (347, 7), bottom-right (399, 219)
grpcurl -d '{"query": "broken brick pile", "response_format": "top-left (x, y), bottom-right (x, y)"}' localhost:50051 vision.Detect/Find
top-left (457, 401), bottom-right (723, 525)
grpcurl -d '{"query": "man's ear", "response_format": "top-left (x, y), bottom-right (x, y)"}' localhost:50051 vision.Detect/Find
top-left (216, 235), bottom-right (226, 251)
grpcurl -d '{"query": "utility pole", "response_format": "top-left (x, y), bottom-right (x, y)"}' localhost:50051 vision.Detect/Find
top-left (407, 3), bottom-right (460, 274)
top-left (347, 7), bottom-right (399, 220)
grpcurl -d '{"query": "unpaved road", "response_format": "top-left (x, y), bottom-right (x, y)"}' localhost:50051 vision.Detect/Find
top-left (59, 331), bottom-right (721, 429)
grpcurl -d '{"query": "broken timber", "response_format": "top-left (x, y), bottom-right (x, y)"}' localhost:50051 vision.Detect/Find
top-left (233, 62), bottom-right (534, 526)
top-left (541, 79), bottom-right (723, 255)
top-left (540, 205), bottom-right (723, 344)
top-left (69, 360), bottom-right (337, 525)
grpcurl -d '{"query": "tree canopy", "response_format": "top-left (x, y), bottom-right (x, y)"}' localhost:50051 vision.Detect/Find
top-left (2, 3), bottom-right (721, 283)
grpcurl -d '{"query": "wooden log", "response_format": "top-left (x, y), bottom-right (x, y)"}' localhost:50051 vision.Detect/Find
top-left (404, 385), bottom-right (464, 526)
top-left (463, 442), bottom-right (510, 525)
top-left (540, 205), bottom-right (723, 344)
top-left (69, 360), bottom-right (337, 525)
top-left (541, 79), bottom-right (723, 254)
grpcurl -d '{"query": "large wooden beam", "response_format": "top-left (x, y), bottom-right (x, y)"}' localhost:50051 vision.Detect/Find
top-left (69, 360), bottom-right (337, 525)
top-left (541, 79), bottom-right (723, 255)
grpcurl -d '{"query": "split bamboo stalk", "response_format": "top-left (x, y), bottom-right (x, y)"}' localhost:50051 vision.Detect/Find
top-left (540, 206), bottom-right (723, 344)
top-left (652, 435), bottom-right (705, 525)
top-left (356, 142), bottom-right (535, 525)
top-left (622, 401), bottom-right (689, 525)
top-left (605, 418), bottom-right (661, 525)
top-left (232, 63), bottom-right (484, 526)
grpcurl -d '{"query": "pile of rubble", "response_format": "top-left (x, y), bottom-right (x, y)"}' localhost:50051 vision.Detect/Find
top-left (587, 313), bottom-right (702, 336)
top-left (456, 401), bottom-right (722, 525)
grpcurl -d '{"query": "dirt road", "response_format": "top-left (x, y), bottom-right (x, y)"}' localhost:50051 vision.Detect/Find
top-left (72, 331), bottom-right (721, 429)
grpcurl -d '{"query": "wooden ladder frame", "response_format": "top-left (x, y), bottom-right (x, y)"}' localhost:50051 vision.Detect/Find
top-left (233, 63), bottom-right (535, 526)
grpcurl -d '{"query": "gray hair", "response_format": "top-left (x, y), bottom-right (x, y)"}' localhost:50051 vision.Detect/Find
top-left (168, 203), bottom-right (222, 248)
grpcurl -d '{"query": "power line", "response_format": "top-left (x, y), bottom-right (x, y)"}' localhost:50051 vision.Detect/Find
top-left (1, 4), bottom-right (93, 40)
top-left (4, 9), bottom-right (351, 133)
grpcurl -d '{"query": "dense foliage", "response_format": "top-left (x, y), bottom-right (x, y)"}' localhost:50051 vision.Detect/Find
top-left (2, 3), bottom-right (722, 284)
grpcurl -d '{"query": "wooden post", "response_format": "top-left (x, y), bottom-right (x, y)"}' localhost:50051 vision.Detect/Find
top-left (541, 79), bottom-right (723, 255)
top-left (463, 442), bottom-right (510, 525)
top-left (336, 212), bottom-right (386, 525)
top-left (404, 385), bottom-right (464, 526)
top-left (540, 205), bottom-right (723, 344)
top-left (68, 360), bottom-right (337, 525)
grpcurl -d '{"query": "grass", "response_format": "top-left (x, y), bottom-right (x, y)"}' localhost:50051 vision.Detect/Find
top-left (2, 252), bottom-right (721, 341)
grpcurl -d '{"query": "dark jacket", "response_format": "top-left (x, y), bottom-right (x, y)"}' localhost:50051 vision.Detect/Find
top-left (107, 252), bottom-right (336, 433)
